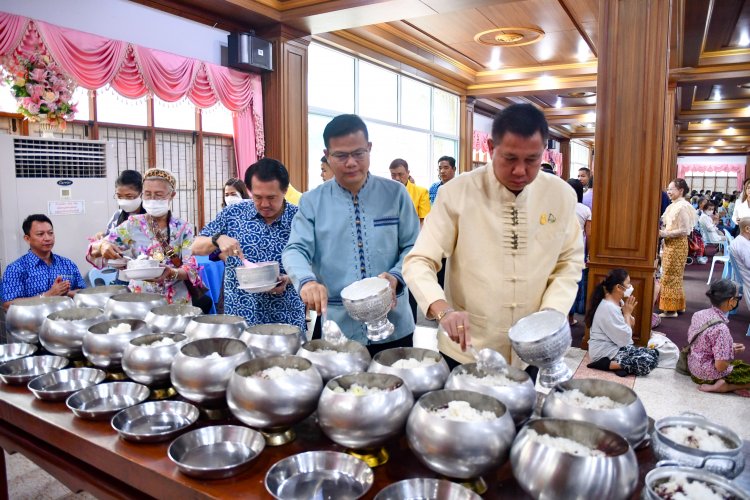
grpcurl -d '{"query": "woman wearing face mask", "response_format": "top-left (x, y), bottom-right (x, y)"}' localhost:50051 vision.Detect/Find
top-left (584, 268), bottom-right (660, 377)
top-left (222, 178), bottom-right (249, 208)
top-left (87, 168), bottom-right (204, 306)
top-left (698, 201), bottom-right (726, 244)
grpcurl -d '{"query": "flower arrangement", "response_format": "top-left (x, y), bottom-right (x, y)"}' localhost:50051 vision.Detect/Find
top-left (1, 51), bottom-right (77, 130)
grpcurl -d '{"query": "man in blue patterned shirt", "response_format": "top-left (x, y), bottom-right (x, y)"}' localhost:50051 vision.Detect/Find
top-left (283, 114), bottom-right (420, 354)
top-left (192, 159), bottom-right (306, 337)
top-left (2, 214), bottom-right (85, 309)
top-left (428, 155), bottom-right (456, 205)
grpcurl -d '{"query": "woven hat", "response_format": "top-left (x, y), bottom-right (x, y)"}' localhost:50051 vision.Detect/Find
top-left (143, 168), bottom-right (176, 189)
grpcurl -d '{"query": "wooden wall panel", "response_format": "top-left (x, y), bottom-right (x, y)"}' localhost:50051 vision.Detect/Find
top-left (661, 85), bottom-right (678, 189)
top-left (459, 96), bottom-right (475, 173)
top-left (559, 138), bottom-right (571, 179)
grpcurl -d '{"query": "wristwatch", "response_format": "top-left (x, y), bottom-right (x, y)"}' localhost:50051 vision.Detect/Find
top-left (211, 233), bottom-right (221, 249)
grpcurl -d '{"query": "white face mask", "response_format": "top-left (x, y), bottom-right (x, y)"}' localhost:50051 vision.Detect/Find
top-left (706, 209), bottom-right (714, 215)
top-left (117, 197), bottom-right (142, 213)
top-left (225, 195), bottom-right (243, 206)
top-left (623, 285), bottom-right (634, 297)
top-left (143, 199), bottom-right (170, 217)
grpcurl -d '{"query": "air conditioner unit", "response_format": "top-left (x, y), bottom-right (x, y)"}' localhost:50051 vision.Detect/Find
top-left (228, 32), bottom-right (273, 72)
top-left (0, 135), bottom-right (118, 275)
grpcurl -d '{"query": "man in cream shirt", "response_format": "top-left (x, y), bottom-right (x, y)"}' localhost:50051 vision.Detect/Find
top-left (403, 104), bottom-right (584, 367)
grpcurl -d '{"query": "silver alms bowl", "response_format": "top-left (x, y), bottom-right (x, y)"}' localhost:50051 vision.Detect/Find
top-left (508, 310), bottom-right (572, 388)
top-left (144, 304), bottom-right (202, 333)
top-left (6, 296), bottom-right (74, 343)
top-left (341, 277), bottom-right (395, 342)
top-left (104, 292), bottom-right (167, 320)
top-left (39, 307), bottom-right (107, 358)
top-left (122, 333), bottom-right (187, 386)
top-left (296, 339), bottom-right (371, 383)
top-left (368, 347), bottom-right (449, 398)
top-left (184, 314), bottom-right (247, 341)
top-left (82, 319), bottom-right (151, 369)
top-left (74, 285), bottom-right (129, 308)
top-left (643, 466), bottom-right (750, 500)
top-left (239, 323), bottom-right (303, 358)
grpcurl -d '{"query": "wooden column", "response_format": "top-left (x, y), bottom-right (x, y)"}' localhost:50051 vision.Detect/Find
top-left (585, 0), bottom-right (671, 347)
top-left (459, 96), bottom-right (475, 174)
top-left (661, 83), bottom-right (679, 188)
top-left (559, 139), bottom-right (571, 179)
top-left (260, 25), bottom-right (310, 191)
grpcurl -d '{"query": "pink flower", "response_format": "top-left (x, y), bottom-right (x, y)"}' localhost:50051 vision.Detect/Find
top-left (25, 101), bottom-right (40, 114)
top-left (29, 68), bottom-right (46, 82)
top-left (43, 90), bottom-right (57, 102)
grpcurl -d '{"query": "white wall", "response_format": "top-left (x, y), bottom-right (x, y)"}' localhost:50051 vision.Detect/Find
top-left (473, 113), bottom-right (493, 134)
top-left (677, 155), bottom-right (745, 165)
top-left (0, 0), bottom-right (228, 64)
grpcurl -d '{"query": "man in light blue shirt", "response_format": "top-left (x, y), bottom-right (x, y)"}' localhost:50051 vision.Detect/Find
top-left (283, 114), bottom-right (420, 353)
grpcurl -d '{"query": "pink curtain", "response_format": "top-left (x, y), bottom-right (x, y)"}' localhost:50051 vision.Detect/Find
top-left (0, 12), bottom-right (263, 176)
top-left (677, 164), bottom-right (744, 190)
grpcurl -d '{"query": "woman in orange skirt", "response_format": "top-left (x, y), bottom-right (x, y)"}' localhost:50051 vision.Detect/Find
top-left (659, 178), bottom-right (697, 318)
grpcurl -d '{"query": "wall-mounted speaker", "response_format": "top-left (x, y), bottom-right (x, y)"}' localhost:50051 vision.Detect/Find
top-left (228, 32), bottom-right (273, 73)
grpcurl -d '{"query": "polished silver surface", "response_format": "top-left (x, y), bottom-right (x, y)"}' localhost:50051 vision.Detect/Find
top-left (368, 348), bottom-right (449, 399)
top-left (82, 319), bottom-right (151, 369)
top-left (122, 333), bottom-right (187, 385)
top-left (542, 378), bottom-right (649, 447)
top-left (510, 418), bottom-right (638, 500)
top-left (445, 363), bottom-right (536, 426)
top-left (643, 466), bottom-right (750, 500)
top-left (66, 381), bottom-right (149, 420)
top-left (227, 355), bottom-right (323, 431)
top-left (374, 478), bottom-right (482, 500)
top-left (27, 367), bottom-right (106, 401)
top-left (111, 400), bottom-right (199, 442)
top-left (296, 339), bottom-right (371, 382)
top-left (104, 292), bottom-right (167, 320)
top-left (184, 314), bottom-right (247, 341)
top-left (406, 390), bottom-right (516, 479)
top-left (73, 285), bottom-right (129, 309)
top-left (0, 355), bottom-right (69, 385)
top-left (168, 425), bottom-right (265, 479)
top-left (317, 373), bottom-right (414, 450)
top-left (239, 323), bottom-right (302, 358)
top-left (6, 296), bottom-right (74, 343)
top-left (508, 310), bottom-right (572, 388)
top-left (0, 343), bottom-right (37, 363)
top-left (473, 347), bottom-right (508, 374)
top-left (651, 414), bottom-right (745, 478)
top-left (236, 261), bottom-right (279, 288)
top-left (341, 278), bottom-right (395, 342)
top-left (39, 307), bottom-right (107, 358)
top-left (265, 451), bottom-right (374, 500)
top-left (144, 304), bottom-right (202, 333)
top-left (171, 337), bottom-right (252, 404)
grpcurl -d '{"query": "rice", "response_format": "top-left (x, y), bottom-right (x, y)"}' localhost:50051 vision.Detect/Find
top-left (526, 429), bottom-right (605, 457)
top-left (453, 372), bottom-right (520, 386)
top-left (431, 400), bottom-right (496, 422)
top-left (661, 425), bottom-right (732, 452)
top-left (391, 357), bottom-right (437, 369)
top-left (149, 337), bottom-right (176, 347)
top-left (556, 389), bottom-right (625, 410)
top-left (332, 384), bottom-right (385, 396)
top-left (203, 352), bottom-right (222, 359)
top-left (253, 366), bottom-right (303, 379)
top-left (107, 323), bottom-right (132, 335)
top-left (654, 476), bottom-right (734, 500)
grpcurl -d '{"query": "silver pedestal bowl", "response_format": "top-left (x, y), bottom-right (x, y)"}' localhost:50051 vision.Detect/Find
top-left (317, 372), bottom-right (414, 467)
top-left (104, 292), bottom-right (167, 320)
top-left (227, 355), bottom-right (323, 445)
top-left (184, 314), bottom-right (247, 341)
top-left (341, 277), bottom-right (395, 342)
top-left (239, 323), bottom-right (302, 358)
top-left (508, 310), bottom-right (572, 388)
top-left (144, 304), bottom-right (202, 333)
top-left (406, 390), bottom-right (516, 493)
top-left (82, 319), bottom-right (151, 372)
top-left (171, 338), bottom-right (252, 410)
top-left (368, 347), bottom-right (449, 398)
top-left (296, 339), bottom-right (371, 383)
top-left (6, 296), bottom-right (74, 343)
top-left (73, 285), bottom-right (129, 308)
top-left (122, 333), bottom-right (187, 398)
top-left (39, 307), bottom-right (107, 359)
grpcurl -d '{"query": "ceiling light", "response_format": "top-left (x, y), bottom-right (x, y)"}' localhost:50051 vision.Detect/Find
top-left (538, 74), bottom-right (555, 89)
top-left (708, 147), bottom-right (717, 153)
top-left (702, 119), bottom-right (712, 125)
top-left (576, 39), bottom-right (590, 62)
top-left (712, 89), bottom-right (722, 101)
top-left (740, 31), bottom-right (750, 47)
top-left (727, 127), bottom-right (736, 133)
top-left (715, 139), bottom-right (725, 145)
top-left (585, 111), bottom-right (596, 122)
top-left (488, 47), bottom-right (501, 70)
top-left (555, 97), bottom-right (562, 108)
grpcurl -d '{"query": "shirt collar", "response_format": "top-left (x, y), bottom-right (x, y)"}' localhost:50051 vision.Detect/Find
top-left (248, 200), bottom-right (291, 225)
top-left (26, 249), bottom-right (55, 266)
top-left (335, 173), bottom-right (370, 198)
top-left (711, 306), bottom-right (730, 322)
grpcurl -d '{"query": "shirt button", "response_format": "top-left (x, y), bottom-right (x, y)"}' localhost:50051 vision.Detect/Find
top-left (511, 250), bottom-right (517, 256)
top-left (356, 219), bottom-right (361, 225)
top-left (358, 242), bottom-right (363, 247)
top-left (510, 277), bottom-right (516, 282)
top-left (360, 266), bottom-right (366, 271)
top-left (511, 303), bottom-right (517, 308)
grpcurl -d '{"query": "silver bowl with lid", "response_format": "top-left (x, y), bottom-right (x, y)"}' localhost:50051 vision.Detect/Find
top-left (6, 296), bottom-right (74, 343)
top-left (74, 285), bottom-right (129, 308)
top-left (39, 307), bottom-right (107, 358)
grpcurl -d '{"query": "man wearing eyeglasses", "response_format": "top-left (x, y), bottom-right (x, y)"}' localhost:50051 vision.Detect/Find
top-left (283, 114), bottom-right (420, 355)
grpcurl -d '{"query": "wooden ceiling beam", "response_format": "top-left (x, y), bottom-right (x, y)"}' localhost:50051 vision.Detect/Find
top-left (543, 105), bottom-right (596, 117)
top-left (671, 63), bottom-right (750, 85)
top-left (678, 107), bottom-right (750, 120)
top-left (467, 75), bottom-right (598, 98)
top-left (681, 0), bottom-right (711, 67)
top-left (557, 0), bottom-right (597, 57)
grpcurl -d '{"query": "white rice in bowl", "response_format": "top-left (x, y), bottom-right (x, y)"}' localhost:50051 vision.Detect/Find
top-left (253, 366), bottom-right (304, 379)
top-left (453, 371), bottom-right (520, 387)
top-left (526, 429), bottom-right (605, 457)
top-left (431, 400), bottom-right (496, 422)
top-left (107, 323), bottom-right (133, 335)
top-left (202, 352), bottom-right (222, 359)
top-left (556, 388), bottom-right (625, 410)
top-left (391, 357), bottom-right (437, 369)
top-left (148, 337), bottom-right (176, 347)
top-left (660, 426), bottom-right (733, 452)
top-left (332, 384), bottom-right (386, 396)
top-left (653, 476), bottom-right (736, 500)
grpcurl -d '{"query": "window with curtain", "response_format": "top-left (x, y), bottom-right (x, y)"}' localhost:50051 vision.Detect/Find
top-left (97, 85), bottom-right (148, 126)
top-left (154, 96), bottom-right (196, 131)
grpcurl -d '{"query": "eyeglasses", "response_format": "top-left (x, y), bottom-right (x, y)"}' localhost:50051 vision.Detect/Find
top-left (329, 149), bottom-right (369, 163)
top-left (142, 194), bottom-right (171, 201)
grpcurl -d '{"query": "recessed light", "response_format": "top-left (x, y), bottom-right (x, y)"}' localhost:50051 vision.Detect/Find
top-left (585, 112), bottom-right (596, 122)
top-left (728, 127), bottom-right (736, 133)
top-left (708, 147), bottom-right (717, 153)
top-left (576, 39), bottom-right (589, 62)
top-left (554, 98), bottom-right (562, 109)
top-left (702, 119), bottom-right (712, 125)
top-left (740, 31), bottom-right (750, 47)
top-left (715, 139), bottom-right (725, 145)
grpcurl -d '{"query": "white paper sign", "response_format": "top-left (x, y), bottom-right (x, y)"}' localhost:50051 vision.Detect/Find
top-left (48, 200), bottom-right (85, 216)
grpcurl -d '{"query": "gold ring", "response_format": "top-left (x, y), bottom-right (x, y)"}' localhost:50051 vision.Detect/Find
top-left (457, 325), bottom-right (464, 330)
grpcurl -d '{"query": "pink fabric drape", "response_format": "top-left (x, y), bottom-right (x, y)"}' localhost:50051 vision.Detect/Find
top-left (0, 12), bottom-right (263, 175)
top-left (677, 164), bottom-right (744, 189)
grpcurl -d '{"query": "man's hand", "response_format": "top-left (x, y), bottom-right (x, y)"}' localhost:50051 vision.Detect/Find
top-left (217, 236), bottom-right (244, 260)
top-left (100, 242), bottom-right (123, 260)
top-left (428, 300), bottom-right (472, 351)
top-left (733, 342), bottom-right (746, 354)
top-left (268, 274), bottom-right (290, 295)
top-left (300, 281), bottom-right (328, 314)
top-left (46, 276), bottom-right (70, 297)
top-left (377, 272), bottom-right (398, 309)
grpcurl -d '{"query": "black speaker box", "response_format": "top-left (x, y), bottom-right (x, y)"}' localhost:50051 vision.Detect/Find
top-left (228, 32), bottom-right (273, 73)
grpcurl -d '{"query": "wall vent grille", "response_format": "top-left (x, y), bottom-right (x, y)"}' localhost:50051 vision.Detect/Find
top-left (14, 138), bottom-right (106, 178)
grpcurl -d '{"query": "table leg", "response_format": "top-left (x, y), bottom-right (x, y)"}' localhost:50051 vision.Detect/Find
top-left (0, 448), bottom-right (8, 500)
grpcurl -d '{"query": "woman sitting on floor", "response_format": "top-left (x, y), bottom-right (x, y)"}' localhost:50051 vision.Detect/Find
top-left (585, 268), bottom-right (660, 376)
top-left (687, 279), bottom-right (750, 396)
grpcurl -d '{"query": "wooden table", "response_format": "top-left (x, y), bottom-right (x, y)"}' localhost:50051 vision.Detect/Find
top-left (1, 382), bottom-right (748, 499)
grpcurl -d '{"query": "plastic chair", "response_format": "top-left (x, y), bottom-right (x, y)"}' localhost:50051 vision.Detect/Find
top-left (706, 229), bottom-right (731, 284)
top-left (88, 267), bottom-right (118, 287)
top-left (720, 229), bottom-right (735, 280)
top-left (726, 252), bottom-right (744, 317)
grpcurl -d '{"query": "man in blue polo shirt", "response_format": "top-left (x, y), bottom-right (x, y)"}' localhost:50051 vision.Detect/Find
top-left (2, 214), bottom-right (85, 309)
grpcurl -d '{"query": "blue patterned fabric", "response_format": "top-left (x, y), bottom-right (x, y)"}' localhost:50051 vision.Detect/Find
top-left (200, 201), bottom-right (306, 335)
top-left (429, 181), bottom-right (442, 204)
top-left (2, 251), bottom-right (85, 302)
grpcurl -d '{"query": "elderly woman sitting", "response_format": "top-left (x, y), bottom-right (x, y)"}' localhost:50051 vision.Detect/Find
top-left (687, 279), bottom-right (750, 396)
top-left (87, 168), bottom-right (205, 308)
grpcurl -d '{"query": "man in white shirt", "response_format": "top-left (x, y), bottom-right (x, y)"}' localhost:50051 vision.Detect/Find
top-left (729, 217), bottom-right (750, 311)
